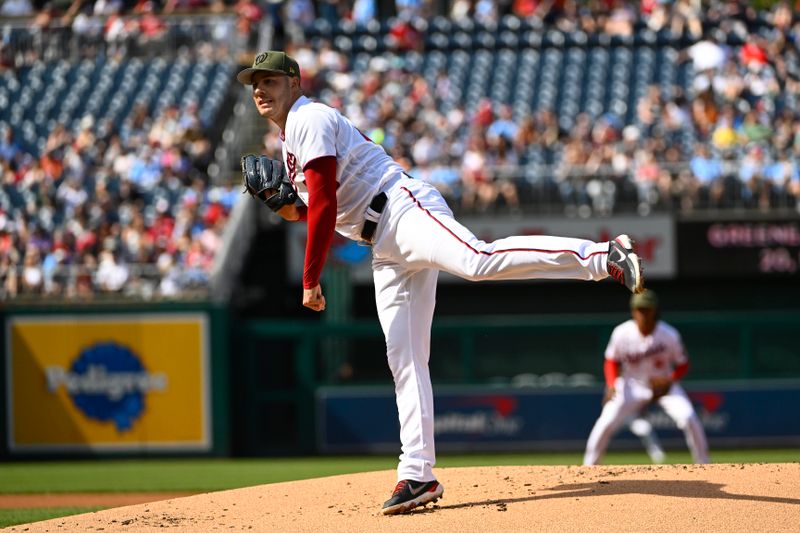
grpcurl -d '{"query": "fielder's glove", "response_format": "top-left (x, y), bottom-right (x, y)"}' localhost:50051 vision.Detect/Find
top-left (649, 377), bottom-right (672, 401)
top-left (602, 385), bottom-right (616, 405)
top-left (241, 154), bottom-right (297, 211)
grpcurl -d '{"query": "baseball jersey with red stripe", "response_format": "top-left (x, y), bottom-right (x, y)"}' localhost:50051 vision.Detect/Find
top-left (280, 95), bottom-right (405, 240)
top-left (605, 320), bottom-right (688, 383)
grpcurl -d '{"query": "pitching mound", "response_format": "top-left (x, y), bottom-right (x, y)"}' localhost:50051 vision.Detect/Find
top-left (13, 463), bottom-right (799, 532)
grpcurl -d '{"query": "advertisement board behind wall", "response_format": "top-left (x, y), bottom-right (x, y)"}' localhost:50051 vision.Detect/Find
top-left (317, 382), bottom-right (800, 452)
top-left (6, 314), bottom-right (210, 453)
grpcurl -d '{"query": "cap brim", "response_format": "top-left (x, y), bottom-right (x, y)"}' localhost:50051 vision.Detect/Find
top-left (236, 67), bottom-right (288, 85)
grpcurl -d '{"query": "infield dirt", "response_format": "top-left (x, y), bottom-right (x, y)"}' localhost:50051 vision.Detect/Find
top-left (7, 463), bottom-right (799, 532)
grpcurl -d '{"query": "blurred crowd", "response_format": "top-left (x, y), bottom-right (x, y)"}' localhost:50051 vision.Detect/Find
top-left (0, 0), bottom-right (256, 66)
top-left (2, 0), bottom-right (800, 301)
top-left (1, 1), bottom-right (246, 301)
top-left (257, 0), bottom-right (800, 216)
top-left (0, 102), bottom-right (239, 299)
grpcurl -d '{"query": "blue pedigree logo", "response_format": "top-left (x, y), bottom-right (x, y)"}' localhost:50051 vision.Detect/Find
top-left (45, 342), bottom-right (168, 432)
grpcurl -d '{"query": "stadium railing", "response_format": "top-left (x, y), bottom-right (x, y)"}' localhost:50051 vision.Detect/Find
top-left (0, 13), bottom-right (240, 64)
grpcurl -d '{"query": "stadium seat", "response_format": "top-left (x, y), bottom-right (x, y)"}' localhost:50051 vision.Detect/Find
top-left (430, 16), bottom-right (452, 34)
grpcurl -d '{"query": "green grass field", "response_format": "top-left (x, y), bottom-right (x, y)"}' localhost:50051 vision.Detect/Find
top-left (1, 449), bottom-right (798, 527)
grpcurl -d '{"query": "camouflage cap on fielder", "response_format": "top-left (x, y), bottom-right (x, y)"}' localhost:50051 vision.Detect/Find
top-left (236, 51), bottom-right (301, 85)
top-left (630, 289), bottom-right (659, 309)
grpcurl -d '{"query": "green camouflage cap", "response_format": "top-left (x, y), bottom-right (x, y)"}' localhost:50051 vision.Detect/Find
top-left (630, 289), bottom-right (659, 309)
top-left (237, 51), bottom-right (301, 85)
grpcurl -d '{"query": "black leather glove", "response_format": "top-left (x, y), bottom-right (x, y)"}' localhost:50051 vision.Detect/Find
top-left (241, 154), bottom-right (297, 211)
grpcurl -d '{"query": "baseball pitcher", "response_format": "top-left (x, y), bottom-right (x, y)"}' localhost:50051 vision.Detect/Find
top-left (237, 50), bottom-right (646, 514)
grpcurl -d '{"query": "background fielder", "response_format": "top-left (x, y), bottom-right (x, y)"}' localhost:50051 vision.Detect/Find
top-left (583, 289), bottom-right (710, 465)
top-left (237, 50), bottom-right (645, 515)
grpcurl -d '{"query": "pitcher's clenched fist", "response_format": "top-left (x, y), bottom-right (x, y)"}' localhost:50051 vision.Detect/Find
top-left (303, 285), bottom-right (326, 312)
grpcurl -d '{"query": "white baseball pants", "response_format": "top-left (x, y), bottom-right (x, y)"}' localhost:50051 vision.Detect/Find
top-left (369, 177), bottom-right (612, 482)
top-left (582, 376), bottom-right (710, 466)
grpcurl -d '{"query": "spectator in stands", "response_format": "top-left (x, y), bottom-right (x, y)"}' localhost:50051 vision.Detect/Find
top-left (669, 0), bottom-right (703, 39)
top-left (688, 143), bottom-right (723, 207)
top-left (633, 145), bottom-right (661, 214)
top-left (772, 110), bottom-right (795, 154)
top-left (535, 109), bottom-right (561, 149)
top-left (387, 16), bottom-right (424, 52)
top-left (556, 137), bottom-right (591, 215)
top-left (0, 251), bottom-right (18, 299)
top-left (93, 0), bottom-right (122, 16)
top-left (71, 3), bottom-right (105, 56)
top-left (642, 0), bottom-right (667, 32)
top-left (487, 105), bottom-right (518, 146)
top-left (450, 0), bottom-right (471, 21)
top-left (20, 247), bottom-right (43, 294)
top-left (353, 0), bottom-right (377, 26)
top-left (416, 156), bottom-right (461, 204)
top-left (738, 109), bottom-right (772, 145)
top-left (709, 104), bottom-right (736, 150)
top-left (741, 51), bottom-right (781, 109)
top-left (95, 249), bottom-right (128, 292)
top-left (166, 0), bottom-right (201, 11)
top-left (604, 0), bottom-right (636, 37)
top-left (460, 133), bottom-right (495, 213)
top-left (764, 151), bottom-right (799, 208)
top-left (514, 113), bottom-right (537, 153)
top-left (661, 92), bottom-right (691, 144)
top-left (0, 127), bottom-right (22, 167)
top-left (474, 0), bottom-right (499, 25)
top-left (0, 0), bottom-right (34, 16)
top-left (136, 1), bottom-right (168, 55)
top-left (396, 0), bottom-right (425, 19)
top-left (285, 0), bottom-right (315, 41)
top-left (712, 59), bottom-right (745, 104)
top-left (738, 144), bottom-right (768, 209)
top-left (486, 134), bottom-right (521, 214)
top-left (636, 85), bottom-right (663, 137)
top-left (684, 30), bottom-right (727, 74)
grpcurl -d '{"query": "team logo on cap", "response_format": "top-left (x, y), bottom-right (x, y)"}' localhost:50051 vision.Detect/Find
top-left (45, 342), bottom-right (168, 432)
top-left (255, 52), bottom-right (268, 66)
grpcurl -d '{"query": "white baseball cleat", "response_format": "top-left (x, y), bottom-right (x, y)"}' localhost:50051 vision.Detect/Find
top-left (607, 234), bottom-right (645, 294)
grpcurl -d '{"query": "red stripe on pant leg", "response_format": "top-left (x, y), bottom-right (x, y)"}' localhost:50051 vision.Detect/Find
top-left (399, 187), bottom-right (607, 261)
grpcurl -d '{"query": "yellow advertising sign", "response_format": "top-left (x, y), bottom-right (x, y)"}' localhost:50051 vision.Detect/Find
top-left (6, 314), bottom-right (210, 452)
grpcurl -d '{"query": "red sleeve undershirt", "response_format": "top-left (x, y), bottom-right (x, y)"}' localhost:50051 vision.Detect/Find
top-left (604, 359), bottom-right (620, 388)
top-left (672, 361), bottom-right (689, 381)
top-left (301, 156), bottom-right (337, 290)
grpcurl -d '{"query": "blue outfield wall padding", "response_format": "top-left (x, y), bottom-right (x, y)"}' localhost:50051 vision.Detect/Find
top-left (316, 380), bottom-right (800, 453)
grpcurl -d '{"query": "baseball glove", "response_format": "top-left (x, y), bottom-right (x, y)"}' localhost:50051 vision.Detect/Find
top-left (241, 154), bottom-right (297, 211)
top-left (649, 377), bottom-right (672, 401)
top-left (602, 385), bottom-right (616, 405)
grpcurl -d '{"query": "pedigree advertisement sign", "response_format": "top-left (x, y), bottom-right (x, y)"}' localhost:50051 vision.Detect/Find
top-left (6, 314), bottom-right (210, 452)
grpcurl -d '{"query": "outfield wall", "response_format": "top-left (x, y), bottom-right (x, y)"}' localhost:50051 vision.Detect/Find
top-left (234, 314), bottom-right (800, 455)
top-left (316, 381), bottom-right (800, 453)
top-left (2, 305), bottom-right (799, 457)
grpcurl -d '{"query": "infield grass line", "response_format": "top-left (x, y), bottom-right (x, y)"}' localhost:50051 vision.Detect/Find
top-left (0, 507), bottom-right (106, 528)
top-left (0, 449), bottom-right (797, 494)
